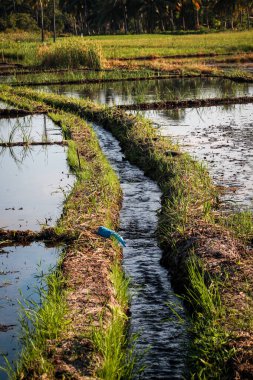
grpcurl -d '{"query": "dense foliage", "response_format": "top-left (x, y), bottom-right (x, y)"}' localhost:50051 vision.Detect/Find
top-left (0, 0), bottom-right (252, 35)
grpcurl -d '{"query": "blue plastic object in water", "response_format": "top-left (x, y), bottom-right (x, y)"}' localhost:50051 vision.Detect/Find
top-left (97, 226), bottom-right (126, 247)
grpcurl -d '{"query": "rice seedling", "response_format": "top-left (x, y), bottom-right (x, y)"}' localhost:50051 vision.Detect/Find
top-left (185, 256), bottom-right (235, 380)
top-left (92, 306), bottom-right (140, 380)
top-left (0, 264), bottom-right (69, 380)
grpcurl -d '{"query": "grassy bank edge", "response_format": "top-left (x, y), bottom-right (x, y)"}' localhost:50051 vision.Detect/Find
top-left (0, 96), bottom-right (135, 379)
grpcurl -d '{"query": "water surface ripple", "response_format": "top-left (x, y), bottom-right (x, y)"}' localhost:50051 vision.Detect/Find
top-left (92, 124), bottom-right (188, 379)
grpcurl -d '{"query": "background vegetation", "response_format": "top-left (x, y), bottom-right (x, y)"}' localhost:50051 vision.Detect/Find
top-left (0, 0), bottom-right (252, 37)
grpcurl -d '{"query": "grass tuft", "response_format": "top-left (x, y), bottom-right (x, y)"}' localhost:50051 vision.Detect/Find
top-left (185, 256), bottom-right (235, 380)
top-left (38, 39), bottom-right (104, 69)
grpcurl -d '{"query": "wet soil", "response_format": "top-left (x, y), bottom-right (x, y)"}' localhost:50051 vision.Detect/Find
top-left (92, 123), bottom-right (188, 379)
top-left (0, 243), bottom-right (60, 380)
top-left (139, 104), bottom-right (253, 210)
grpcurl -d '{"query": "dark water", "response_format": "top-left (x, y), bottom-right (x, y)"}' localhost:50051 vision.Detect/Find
top-left (93, 123), bottom-right (188, 379)
top-left (38, 77), bottom-right (253, 106)
top-left (139, 104), bottom-right (253, 210)
top-left (0, 243), bottom-right (60, 380)
top-left (0, 116), bottom-right (74, 230)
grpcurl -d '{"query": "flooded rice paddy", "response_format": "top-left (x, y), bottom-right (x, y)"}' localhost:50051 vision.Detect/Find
top-left (0, 115), bottom-right (74, 230)
top-left (93, 123), bottom-right (188, 379)
top-left (0, 243), bottom-right (60, 379)
top-left (39, 76), bottom-right (253, 105)
top-left (140, 104), bottom-right (253, 210)
top-left (41, 77), bottom-right (253, 210)
top-left (0, 113), bottom-right (73, 378)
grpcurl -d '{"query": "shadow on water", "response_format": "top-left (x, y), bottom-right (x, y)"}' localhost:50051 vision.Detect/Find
top-left (38, 77), bottom-right (253, 106)
top-left (0, 243), bottom-right (60, 380)
top-left (92, 123), bottom-right (188, 379)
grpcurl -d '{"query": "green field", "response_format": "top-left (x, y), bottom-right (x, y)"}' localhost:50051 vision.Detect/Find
top-left (1, 30), bottom-right (253, 66)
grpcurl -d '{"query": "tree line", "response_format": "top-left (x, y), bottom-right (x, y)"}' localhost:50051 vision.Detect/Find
top-left (0, 0), bottom-right (252, 35)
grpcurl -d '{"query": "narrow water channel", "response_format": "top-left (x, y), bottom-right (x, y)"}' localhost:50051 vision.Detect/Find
top-left (92, 123), bottom-right (188, 379)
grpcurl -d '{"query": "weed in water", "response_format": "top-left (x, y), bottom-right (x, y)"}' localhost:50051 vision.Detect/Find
top-left (1, 266), bottom-right (69, 379)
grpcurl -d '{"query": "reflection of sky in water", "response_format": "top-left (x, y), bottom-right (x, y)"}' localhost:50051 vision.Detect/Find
top-left (37, 77), bottom-right (253, 106)
top-left (0, 114), bottom-right (62, 143)
top-left (0, 115), bottom-right (74, 230)
top-left (140, 104), bottom-right (253, 209)
top-left (0, 102), bottom-right (12, 110)
top-left (0, 243), bottom-right (59, 379)
top-left (0, 145), bottom-right (74, 230)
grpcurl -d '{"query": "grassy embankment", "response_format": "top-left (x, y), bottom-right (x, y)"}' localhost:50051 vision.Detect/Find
top-left (1, 31), bottom-right (253, 83)
top-left (1, 85), bottom-right (252, 378)
top-left (0, 90), bottom-right (137, 379)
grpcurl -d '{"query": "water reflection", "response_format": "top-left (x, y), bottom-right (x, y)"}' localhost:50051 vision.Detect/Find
top-left (0, 115), bottom-right (62, 143)
top-left (0, 243), bottom-right (60, 380)
top-left (141, 104), bottom-right (253, 210)
top-left (0, 115), bottom-right (74, 230)
top-left (38, 77), bottom-right (253, 106)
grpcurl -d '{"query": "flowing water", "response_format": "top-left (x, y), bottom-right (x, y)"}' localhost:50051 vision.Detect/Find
top-left (92, 123), bottom-right (188, 379)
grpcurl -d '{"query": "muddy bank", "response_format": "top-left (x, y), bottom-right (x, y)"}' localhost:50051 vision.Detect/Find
top-left (0, 227), bottom-right (75, 247)
top-left (141, 104), bottom-right (253, 211)
top-left (0, 108), bottom-right (47, 117)
top-left (117, 95), bottom-right (253, 110)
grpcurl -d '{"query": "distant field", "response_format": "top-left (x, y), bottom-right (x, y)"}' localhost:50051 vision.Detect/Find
top-left (1, 30), bottom-right (253, 62)
top-left (87, 30), bottom-right (253, 58)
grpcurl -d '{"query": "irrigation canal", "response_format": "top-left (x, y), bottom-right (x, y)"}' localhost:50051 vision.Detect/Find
top-left (92, 123), bottom-right (188, 378)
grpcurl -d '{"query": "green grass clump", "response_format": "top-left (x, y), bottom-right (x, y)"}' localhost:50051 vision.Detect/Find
top-left (38, 39), bottom-right (104, 69)
top-left (186, 257), bottom-right (235, 380)
top-left (1, 267), bottom-right (69, 379)
top-left (219, 210), bottom-right (253, 242)
top-left (92, 306), bottom-right (137, 380)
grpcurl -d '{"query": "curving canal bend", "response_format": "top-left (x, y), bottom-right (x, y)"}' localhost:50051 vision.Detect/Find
top-left (92, 123), bottom-right (188, 379)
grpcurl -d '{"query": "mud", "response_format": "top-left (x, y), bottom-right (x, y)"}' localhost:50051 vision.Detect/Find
top-left (140, 104), bottom-right (253, 210)
top-left (117, 96), bottom-right (253, 110)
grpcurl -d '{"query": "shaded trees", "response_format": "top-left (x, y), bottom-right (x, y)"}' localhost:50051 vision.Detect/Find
top-left (0, 0), bottom-right (252, 34)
